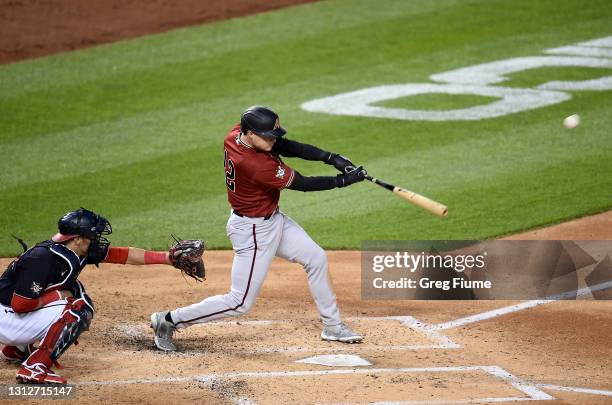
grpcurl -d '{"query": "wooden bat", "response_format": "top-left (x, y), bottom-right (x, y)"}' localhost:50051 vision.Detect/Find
top-left (365, 175), bottom-right (448, 217)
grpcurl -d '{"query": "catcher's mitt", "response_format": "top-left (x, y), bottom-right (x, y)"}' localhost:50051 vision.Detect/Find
top-left (169, 236), bottom-right (205, 282)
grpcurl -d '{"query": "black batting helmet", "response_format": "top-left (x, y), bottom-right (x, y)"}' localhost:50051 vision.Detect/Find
top-left (240, 106), bottom-right (286, 138)
top-left (52, 208), bottom-right (112, 242)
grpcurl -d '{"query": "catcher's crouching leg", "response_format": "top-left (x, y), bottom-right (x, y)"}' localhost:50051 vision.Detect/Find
top-left (17, 297), bottom-right (94, 384)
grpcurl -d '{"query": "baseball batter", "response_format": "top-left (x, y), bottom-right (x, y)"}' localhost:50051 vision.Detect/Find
top-left (151, 106), bottom-right (367, 351)
top-left (0, 208), bottom-right (204, 384)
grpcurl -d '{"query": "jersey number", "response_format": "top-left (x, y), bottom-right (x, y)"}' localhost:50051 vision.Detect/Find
top-left (224, 149), bottom-right (236, 192)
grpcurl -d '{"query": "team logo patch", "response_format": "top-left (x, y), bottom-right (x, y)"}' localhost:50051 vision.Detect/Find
top-left (30, 281), bottom-right (42, 295)
top-left (276, 165), bottom-right (286, 179)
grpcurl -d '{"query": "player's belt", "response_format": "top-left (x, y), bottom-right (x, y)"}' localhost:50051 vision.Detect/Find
top-left (233, 208), bottom-right (277, 220)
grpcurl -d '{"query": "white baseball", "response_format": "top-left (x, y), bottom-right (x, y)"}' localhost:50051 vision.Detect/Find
top-left (563, 114), bottom-right (580, 129)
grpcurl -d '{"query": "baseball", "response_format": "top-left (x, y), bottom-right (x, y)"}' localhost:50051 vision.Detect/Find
top-left (563, 114), bottom-right (580, 129)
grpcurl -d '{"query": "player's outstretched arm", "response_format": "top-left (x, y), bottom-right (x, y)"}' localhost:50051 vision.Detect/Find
top-left (103, 243), bottom-right (205, 281)
top-left (103, 246), bottom-right (170, 266)
top-left (274, 138), bottom-right (355, 173)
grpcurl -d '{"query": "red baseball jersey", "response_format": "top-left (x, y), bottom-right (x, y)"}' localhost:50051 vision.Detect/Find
top-left (224, 124), bottom-right (295, 217)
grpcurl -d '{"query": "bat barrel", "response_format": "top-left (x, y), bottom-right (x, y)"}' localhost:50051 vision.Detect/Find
top-left (365, 174), bottom-right (448, 217)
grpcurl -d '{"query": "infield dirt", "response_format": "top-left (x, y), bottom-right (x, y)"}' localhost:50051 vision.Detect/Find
top-left (0, 0), bottom-right (320, 64)
top-left (1, 240), bottom-right (611, 403)
top-left (0, 212), bottom-right (611, 403)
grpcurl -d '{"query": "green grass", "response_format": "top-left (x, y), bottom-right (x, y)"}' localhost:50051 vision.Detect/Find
top-left (375, 94), bottom-right (499, 111)
top-left (505, 67), bottom-right (612, 88)
top-left (1, 0), bottom-right (611, 255)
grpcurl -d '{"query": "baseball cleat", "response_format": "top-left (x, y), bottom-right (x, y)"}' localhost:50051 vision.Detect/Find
top-left (321, 323), bottom-right (363, 343)
top-left (150, 312), bottom-right (177, 352)
top-left (16, 362), bottom-right (67, 384)
top-left (2, 344), bottom-right (34, 363)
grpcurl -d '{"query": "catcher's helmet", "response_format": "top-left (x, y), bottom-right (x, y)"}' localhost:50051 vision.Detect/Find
top-left (240, 106), bottom-right (286, 138)
top-left (52, 208), bottom-right (112, 243)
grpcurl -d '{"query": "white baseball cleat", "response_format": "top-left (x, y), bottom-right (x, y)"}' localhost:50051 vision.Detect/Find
top-left (321, 323), bottom-right (363, 343)
top-left (150, 312), bottom-right (177, 352)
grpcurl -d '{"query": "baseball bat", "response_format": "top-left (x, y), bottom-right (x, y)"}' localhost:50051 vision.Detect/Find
top-left (365, 175), bottom-right (448, 217)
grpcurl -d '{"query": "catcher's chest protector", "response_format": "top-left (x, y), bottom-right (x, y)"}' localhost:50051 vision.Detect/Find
top-left (0, 241), bottom-right (86, 306)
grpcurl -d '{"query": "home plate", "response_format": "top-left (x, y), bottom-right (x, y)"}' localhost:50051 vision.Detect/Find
top-left (295, 354), bottom-right (372, 367)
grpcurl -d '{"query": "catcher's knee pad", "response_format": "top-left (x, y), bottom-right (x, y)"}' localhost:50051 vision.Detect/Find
top-left (37, 298), bottom-right (94, 362)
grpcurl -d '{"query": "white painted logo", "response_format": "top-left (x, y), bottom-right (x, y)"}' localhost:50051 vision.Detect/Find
top-left (30, 282), bottom-right (42, 295)
top-left (301, 36), bottom-right (612, 121)
top-left (275, 165), bottom-right (286, 179)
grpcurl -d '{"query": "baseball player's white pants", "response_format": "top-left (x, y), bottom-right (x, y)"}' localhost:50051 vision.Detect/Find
top-left (171, 210), bottom-right (341, 328)
top-left (0, 301), bottom-right (67, 346)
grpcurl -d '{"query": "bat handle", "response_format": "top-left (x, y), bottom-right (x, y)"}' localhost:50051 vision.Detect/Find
top-left (364, 174), bottom-right (395, 191)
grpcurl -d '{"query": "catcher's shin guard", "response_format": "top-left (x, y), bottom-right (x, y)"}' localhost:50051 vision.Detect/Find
top-left (18, 297), bottom-right (93, 383)
top-left (49, 297), bottom-right (93, 360)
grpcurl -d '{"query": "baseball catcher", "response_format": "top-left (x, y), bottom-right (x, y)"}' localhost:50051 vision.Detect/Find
top-left (0, 208), bottom-right (204, 384)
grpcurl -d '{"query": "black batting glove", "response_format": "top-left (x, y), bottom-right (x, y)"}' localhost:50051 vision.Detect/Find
top-left (336, 166), bottom-right (367, 188)
top-left (326, 153), bottom-right (356, 173)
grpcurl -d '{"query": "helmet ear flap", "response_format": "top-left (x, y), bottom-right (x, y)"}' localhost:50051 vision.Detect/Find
top-left (240, 116), bottom-right (250, 135)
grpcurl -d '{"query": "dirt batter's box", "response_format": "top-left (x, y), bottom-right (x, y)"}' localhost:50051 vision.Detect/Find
top-left (176, 315), bottom-right (460, 353)
top-left (134, 366), bottom-right (552, 404)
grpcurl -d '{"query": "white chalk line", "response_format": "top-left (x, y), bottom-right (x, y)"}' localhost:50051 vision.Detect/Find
top-left (536, 384), bottom-right (612, 397)
top-left (76, 365), bottom-right (552, 404)
top-left (432, 280), bottom-right (612, 331)
top-left (74, 366), bottom-right (612, 402)
top-left (431, 300), bottom-right (547, 331)
top-left (234, 398), bottom-right (256, 405)
top-left (483, 366), bottom-right (551, 401)
top-left (351, 316), bottom-right (460, 349)
top-left (323, 398), bottom-right (541, 405)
